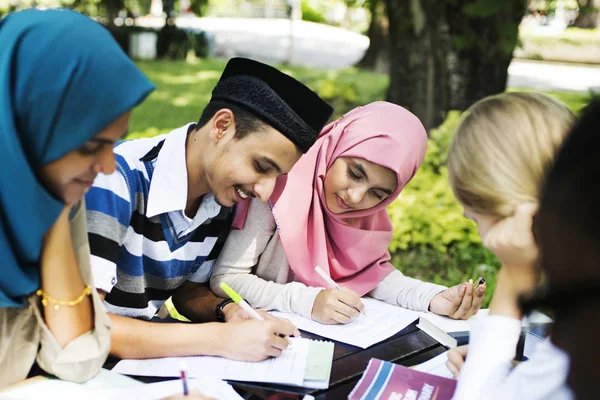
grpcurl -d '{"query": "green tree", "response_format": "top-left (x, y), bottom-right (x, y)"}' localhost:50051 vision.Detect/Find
top-left (573, 0), bottom-right (600, 28)
top-left (358, 0), bottom-right (389, 74)
top-left (384, 0), bottom-right (527, 130)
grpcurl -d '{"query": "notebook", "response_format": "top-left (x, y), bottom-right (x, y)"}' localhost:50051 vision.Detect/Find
top-left (96, 378), bottom-right (243, 400)
top-left (302, 339), bottom-right (334, 389)
top-left (112, 337), bottom-right (334, 389)
top-left (349, 358), bottom-right (457, 400)
top-left (271, 298), bottom-right (421, 348)
top-left (0, 368), bottom-right (142, 400)
top-left (413, 351), bottom-right (454, 379)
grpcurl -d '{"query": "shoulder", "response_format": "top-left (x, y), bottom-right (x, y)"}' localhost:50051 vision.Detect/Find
top-left (246, 199), bottom-right (276, 231)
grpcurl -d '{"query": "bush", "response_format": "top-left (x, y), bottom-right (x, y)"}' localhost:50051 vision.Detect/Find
top-left (105, 24), bottom-right (211, 61)
top-left (156, 24), bottom-right (211, 60)
top-left (387, 112), bottom-right (500, 306)
top-left (301, 1), bottom-right (326, 24)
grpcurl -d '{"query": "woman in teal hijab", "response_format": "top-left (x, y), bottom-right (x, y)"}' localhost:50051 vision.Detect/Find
top-left (0, 8), bottom-right (154, 387)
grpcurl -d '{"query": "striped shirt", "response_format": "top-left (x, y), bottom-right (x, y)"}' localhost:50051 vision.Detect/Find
top-left (85, 123), bottom-right (232, 320)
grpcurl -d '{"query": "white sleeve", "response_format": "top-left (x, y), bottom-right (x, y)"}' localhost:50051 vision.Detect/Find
top-left (453, 315), bottom-right (573, 400)
top-left (367, 269), bottom-right (446, 311)
top-left (210, 199), bottom-right (321, 318)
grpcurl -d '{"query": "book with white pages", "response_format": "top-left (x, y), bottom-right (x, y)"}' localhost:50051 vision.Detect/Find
top-left (270, 297), bottom-right (422, 349)
top-left (417, 309), bottom-right (490, 348)
top-left (112, 337), bottom-right (334, 389)
top-left (417, 309), bottom-right (552, 349)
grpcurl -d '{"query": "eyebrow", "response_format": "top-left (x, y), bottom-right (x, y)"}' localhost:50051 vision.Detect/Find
top-left (90, 129), bottom-right (128, 145)
top-left (89, 138), bottom-right (117, 145)
top-left (354, 161), bottom-right (394, 195)
top-left (262, 157), bottom-right (282, 174)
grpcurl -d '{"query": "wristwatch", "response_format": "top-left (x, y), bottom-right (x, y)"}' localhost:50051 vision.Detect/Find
top-left (215, 298), bottom-right (234, 322)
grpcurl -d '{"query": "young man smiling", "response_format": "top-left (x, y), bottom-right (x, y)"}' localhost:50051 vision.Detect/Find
top-left (85, 58), bottom-right (333, 360)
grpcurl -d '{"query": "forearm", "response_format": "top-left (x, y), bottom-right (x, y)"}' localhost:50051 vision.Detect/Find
top-left (212, 272), bottom-right (320, 318)
top-left (369, 269), bottom-right (446, 311)
top-left (40, 206), bottom-right (93, 347)
top-left (489, 266), bottom-right (537, 319)
top-left (172, 282), bottom-right (222, 322)
top-left (108, 313), bottom-right (225, 359)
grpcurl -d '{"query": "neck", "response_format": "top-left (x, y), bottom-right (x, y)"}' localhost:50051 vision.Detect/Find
top-left (185, 125), bottom-right (211, 216)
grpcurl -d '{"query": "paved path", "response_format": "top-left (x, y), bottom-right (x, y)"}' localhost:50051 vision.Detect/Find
top-left (140, 16), bottom-right (600, 92)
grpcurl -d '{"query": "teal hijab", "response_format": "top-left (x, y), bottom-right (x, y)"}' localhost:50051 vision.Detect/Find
top-left (0, 9), bottom-right (154, 308)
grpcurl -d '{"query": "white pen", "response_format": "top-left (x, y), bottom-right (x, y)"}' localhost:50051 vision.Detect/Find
top-left (314, 266), bottom-right (367, 316)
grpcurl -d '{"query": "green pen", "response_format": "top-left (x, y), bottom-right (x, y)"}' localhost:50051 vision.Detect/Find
top-left (219, 282), bottom-right (264, 321)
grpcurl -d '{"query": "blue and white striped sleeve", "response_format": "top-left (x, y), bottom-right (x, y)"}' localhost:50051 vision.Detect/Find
top-left (85, 163), bottom-right (133, 294)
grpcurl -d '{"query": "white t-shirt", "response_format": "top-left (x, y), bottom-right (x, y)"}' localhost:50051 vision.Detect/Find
top-left (453, 315), bottom-right (573, 400)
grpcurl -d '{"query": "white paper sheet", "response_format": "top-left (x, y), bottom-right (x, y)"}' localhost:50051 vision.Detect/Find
top-left (0, 369), bottom-right (142, 400)
top-left (413, 351), bottom-right (454, 379)
top-left (96, 378), bottom-right (243, 400)
top-left (112, 337), bottom-right (309, 386)
top-left (419, 309), bottom-right (490, 334)
top-left (270, 298), bottom-right (421, 348)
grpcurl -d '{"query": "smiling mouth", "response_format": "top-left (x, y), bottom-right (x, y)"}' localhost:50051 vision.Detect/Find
top-left (236, 187), bottom-right (248, 199)
top-left (234, 185), bottom-right (254, 202)
top-left (335, 194), bottom-right (352, 210)
top-left (75, 178), bottom-right (95, 188)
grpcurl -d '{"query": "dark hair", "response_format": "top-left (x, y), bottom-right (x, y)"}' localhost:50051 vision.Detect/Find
top-left (197, 101), bottom-right (268, 139)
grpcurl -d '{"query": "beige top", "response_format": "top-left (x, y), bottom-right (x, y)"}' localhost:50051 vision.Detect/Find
top-left (0, 200), bottom-right (111, 389)
top-left (210, 199), bottom-right (446, 319)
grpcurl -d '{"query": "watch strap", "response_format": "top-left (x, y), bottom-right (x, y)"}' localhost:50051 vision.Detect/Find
top-left (215, 298), bottom-right (234, 322)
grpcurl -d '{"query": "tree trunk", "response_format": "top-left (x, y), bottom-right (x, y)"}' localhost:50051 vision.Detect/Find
top-left (103, 0), bottom-right (124, 25)
top-left (385, 0), bottom-right (450, 131)
top-left (358, 0), bottom-right (390, 75)
top-left (385, 0), bottom-right (526, 130)
top-left (573, 0), bottom-right (600, 28)
top-left (446, 0), bottom-right (527, 111)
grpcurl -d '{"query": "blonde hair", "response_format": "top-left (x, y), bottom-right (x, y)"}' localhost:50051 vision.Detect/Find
top-left (448, 92), bottom-right (575, 217)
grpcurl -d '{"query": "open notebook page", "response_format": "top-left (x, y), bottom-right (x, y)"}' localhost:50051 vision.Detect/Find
top-left (413, 351), bottom-right (454, 379)
top-left (270, 298), bottom-right (421, 348)
top-left (96, 378), bottom-right (242, 400)
top-left (112, 337), bottom-right (309, 386)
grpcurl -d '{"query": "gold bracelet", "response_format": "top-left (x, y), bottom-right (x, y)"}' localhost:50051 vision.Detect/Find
top-left (36, 285), bottom-right (92, 310)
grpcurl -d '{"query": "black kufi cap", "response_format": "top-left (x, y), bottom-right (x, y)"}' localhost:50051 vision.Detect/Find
top-left (210, 57), bottom-right (333, 153)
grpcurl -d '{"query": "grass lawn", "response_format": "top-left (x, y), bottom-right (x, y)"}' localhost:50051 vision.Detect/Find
top-left (130, 58), bottom-right (591, 139)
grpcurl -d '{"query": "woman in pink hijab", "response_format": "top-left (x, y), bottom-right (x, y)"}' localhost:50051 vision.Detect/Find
top-left (210, 102), bottom-right (485, 324)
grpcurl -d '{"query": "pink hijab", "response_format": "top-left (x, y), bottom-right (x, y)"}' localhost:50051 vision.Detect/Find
top-left (233, 101), bottom-right (428, 295)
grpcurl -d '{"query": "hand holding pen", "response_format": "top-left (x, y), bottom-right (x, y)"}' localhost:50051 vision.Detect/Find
top-left (311, 266), bottom-right (367, 325)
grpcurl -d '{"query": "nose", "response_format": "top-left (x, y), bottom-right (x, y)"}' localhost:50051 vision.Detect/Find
top-left (347, 184), bottom-right (368, 205)
top-left (253, 176), bottom-right (277, 202)
top-left (93, 148), bottom-right (117, 175)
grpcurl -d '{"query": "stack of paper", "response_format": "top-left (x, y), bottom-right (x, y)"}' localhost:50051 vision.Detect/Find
top-left (270, 298), bottom-right (421, 348)
top-left (417, 309), bottom-right (552, 349)
top-left (417, 309), bottom-right (489, 348)
top-left (112, 337), bottom-right (334, 389)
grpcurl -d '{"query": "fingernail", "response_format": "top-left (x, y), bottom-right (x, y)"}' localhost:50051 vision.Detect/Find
top-left (461, 285), bottom-right (466, 293)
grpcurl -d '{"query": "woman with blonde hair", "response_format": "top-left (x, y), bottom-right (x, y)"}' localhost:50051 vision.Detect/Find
top-left (446, 92), bottom-right (575, 399)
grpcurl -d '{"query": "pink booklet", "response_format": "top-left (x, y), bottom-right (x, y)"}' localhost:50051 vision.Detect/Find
top-left (349, 358), bottom-right (457, 400)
